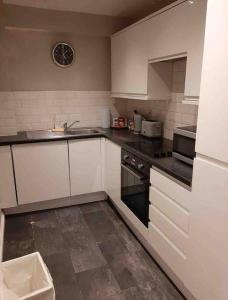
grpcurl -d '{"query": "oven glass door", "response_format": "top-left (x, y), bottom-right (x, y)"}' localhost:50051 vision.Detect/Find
top-left (121, 164), bottom-right (149, 227)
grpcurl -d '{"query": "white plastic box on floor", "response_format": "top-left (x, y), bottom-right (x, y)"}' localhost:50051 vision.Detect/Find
top-left (0, 252), bottom-right (55, 300)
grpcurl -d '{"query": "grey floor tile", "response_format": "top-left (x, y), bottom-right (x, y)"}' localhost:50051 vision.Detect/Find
top-left (33, 227), bottom-right (66, 257)
top-left (100, 201), bottom-right (124, 226)
top-left (32, 211), bottom-right (66, 257)
top-left (4, 213), bottom-right (33, 241)
top-left (99, 235), bottom-right (137, 290)
top-left (31, 209), bottom-right (59, 228)
top-left (140, 286), bottom-right (180, 300)
top-left (3, 239), bottom-right (35, 261)
top-left (55, 205), bottom-right (82, 229)
top-left (44, 252), bottom-right (80, 300)
top-left (83, 210), bottom-right (118, 243)
top-left (115, 222), bottom-right (142, 254)
top-left (104, 291), bottom-right (126, 300)
top-left (68, 231), bottom-right (106, 273)
top-left (101, 202), bottom-right (142, 254)
top-left (3, 201), bottom-right (185, 300)
top-left (3, 213), bottom-right (35, 261)
top-left (74, 266), bottom-right (121, 300)
top-left (136, 250), bottom-right (185, 300)
top-left (123, 286), bottom-right (147, 300)
top-left (57, 207), bottom-right (107, 273)
top-left (99, 232), bottom-right (165, 295)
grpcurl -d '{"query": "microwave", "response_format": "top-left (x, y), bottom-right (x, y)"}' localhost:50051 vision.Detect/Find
top-left (172, 126), bottom-right (196, 165)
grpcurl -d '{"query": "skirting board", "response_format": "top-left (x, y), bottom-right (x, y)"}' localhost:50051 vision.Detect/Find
top-left (0, 210), bottom-right (5, 262)
top-left (4, 191), bottom-right (107, 215)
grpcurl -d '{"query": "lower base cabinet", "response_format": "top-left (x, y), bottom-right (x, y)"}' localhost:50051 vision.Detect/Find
top-left (12, 141), bottom-right (70, 205)
top-left (105, 139), bottom-right (121, 203)
top-left (69, 138), bottom-right (102, 196)
top-left (0, 146), bottom-right (17, 208)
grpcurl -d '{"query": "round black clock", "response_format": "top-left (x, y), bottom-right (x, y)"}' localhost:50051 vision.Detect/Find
top-left (52, 42), bottom-right (74, 67)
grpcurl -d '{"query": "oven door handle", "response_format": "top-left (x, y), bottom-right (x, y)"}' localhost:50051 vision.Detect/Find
top-left (121, 163), bottom-right (145, 180)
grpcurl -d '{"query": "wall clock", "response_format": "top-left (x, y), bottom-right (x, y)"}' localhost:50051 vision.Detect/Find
top-left (52, 42), bottom-right (75, 67)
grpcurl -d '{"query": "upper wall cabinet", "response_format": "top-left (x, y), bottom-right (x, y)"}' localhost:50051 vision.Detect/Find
top-left (111, 22), bottom-right (149, 99)
top-left (111, 0), bottom-right (207, 103)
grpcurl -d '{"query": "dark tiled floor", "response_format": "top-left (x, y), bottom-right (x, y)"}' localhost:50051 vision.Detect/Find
top-left (3, 201), bottom-right (185, 300)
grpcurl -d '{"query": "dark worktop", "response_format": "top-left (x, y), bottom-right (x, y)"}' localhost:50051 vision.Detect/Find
top-left (0, 128), bottom-right (193, 187)
top-left (102, 129), bottom-right (192, 187)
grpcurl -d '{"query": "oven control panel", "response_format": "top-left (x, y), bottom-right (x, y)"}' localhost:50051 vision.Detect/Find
top-left (121, 149), bottom-right (150, 177)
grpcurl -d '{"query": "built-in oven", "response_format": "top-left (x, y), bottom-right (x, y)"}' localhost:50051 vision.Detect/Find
top-left (121, 149), bottom-right (150, 227)
top-left (172, 126), bottom-right (196, 166)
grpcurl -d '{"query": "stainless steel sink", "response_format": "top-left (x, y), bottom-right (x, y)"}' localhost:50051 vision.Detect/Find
top-left (26, 128), bottom-right (101, 140)
top-left (26, 130), bottom-right (65, 140)
top-left (65, 128), bottom-right (100, 135)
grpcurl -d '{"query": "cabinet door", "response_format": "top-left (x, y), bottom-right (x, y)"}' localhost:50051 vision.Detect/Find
top-left (196, 0), bottom-right (228, 164)
top-left (69, 138), bottom-right (102, 196)
top-left (0, 146), bottom-right (17, 208)
top-left (187, 156), bottom-right (228, 300)
top-left (111, 25), bottom-right (148, 96)
top-left (105, 139), bottom-right (121, 203)
top-left (12, 141), bottom-right (70, 205)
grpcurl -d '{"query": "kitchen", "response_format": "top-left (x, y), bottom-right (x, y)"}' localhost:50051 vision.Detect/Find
top-left (0, 0), bottom-right (227, 299)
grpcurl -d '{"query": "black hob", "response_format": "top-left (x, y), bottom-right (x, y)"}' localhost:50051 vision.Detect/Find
top-left (125, 138), bottom-right (173, 159)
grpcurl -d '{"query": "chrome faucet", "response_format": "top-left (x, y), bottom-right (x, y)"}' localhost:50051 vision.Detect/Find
top-left (63, 120), bottom-right (80, 131)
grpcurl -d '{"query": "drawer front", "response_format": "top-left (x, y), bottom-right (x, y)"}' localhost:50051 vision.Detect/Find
top-left (150, 168), bottom-right (191, 211)
top-left (149, 205), bottom-right (188, 255)
top-left (148, 222), bottom-right (186, 280)
top-left (149, 186), bottom-right (189, 233)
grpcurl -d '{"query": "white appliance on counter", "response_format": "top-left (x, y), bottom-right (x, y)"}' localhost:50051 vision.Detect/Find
top-left (141, 120), bottom-right (162, 138)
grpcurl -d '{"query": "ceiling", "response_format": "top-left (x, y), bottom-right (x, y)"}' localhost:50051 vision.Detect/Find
top-left (3, 0), bottom-right (177, 19)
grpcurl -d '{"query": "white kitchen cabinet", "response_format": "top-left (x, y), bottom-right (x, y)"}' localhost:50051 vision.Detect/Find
top-left (187, 156), bottom-right (228, 300)
top-left (105, 139), bottom-right (121, 203)
top-left (111, 22), bottom-right (148, 99)
top-left (0, 146), bottom-right (17, 208)
top-left (196, 0), bottom-right (228, 164)
top-left (12, 141), bottom-right (70, 205)
top-left (111, 0), bottom-right (207, 102)
top-left (69, 138), bottom-right (102, 196)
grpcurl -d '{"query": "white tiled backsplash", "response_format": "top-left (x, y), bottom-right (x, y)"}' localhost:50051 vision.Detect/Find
top-left (126, 59), bottom-right (198, 140)
top-left (0, 91), bottom-right (125, 136)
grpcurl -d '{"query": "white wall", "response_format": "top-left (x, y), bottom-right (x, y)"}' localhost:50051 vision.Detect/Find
top-left (0, 4), bottom-right (129, 135)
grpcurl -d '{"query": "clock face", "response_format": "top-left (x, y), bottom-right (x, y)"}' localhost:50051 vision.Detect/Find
top-left (52, 42), bottom-right (74, 67)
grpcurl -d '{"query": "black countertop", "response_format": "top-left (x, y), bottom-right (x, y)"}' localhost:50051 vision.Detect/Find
top-left (0, 128), bottom-right (193, 187)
